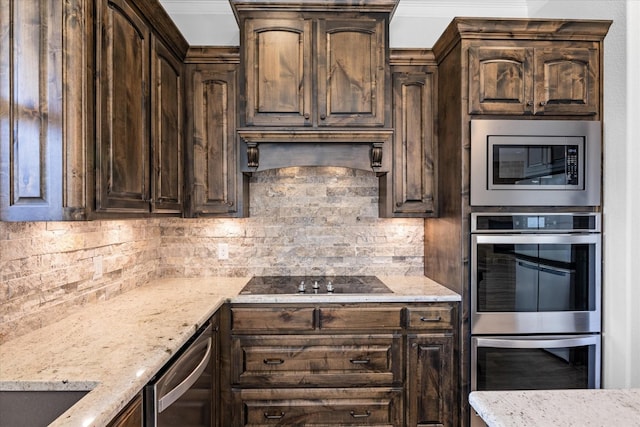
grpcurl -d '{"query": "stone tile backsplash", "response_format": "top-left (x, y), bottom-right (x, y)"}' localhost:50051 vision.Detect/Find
top-left (160, 167), bottom-right (424, 277)
top-left (0, 220), bottom-right (162, 343)
top-left (0, 167), bottom-right (425, 343)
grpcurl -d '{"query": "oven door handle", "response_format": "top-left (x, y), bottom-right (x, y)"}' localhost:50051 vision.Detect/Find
top-left (157, 336), bottom-right (212, 413)
top-left (475, 335), bottom-right (597, 349)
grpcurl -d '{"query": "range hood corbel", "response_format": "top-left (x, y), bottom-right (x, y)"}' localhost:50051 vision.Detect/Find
top-left (238, 129), bottom-right (393, 173)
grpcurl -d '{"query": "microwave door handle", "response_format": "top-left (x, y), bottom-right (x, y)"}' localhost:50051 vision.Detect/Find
top-left (539, 266), bottom-right (573, 276)
top-left (157, 337), bottom-right (213, 413)
top-left (475, 336), bottom-right (596, 349)
top-left (517, 261), bottom-right (541, 272)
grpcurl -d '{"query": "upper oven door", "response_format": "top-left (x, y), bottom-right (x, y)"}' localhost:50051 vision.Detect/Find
top-left (471, 233), bottom-right (601, 334)
top-left (470, 119), bottom-right (601, 207)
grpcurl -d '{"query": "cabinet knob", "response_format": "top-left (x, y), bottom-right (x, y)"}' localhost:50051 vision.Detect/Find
top-left (526, 101), bottom-right (534, 106)
top-left (304, 113), bottom-right (310, 120)
top-left (320, 113), bottom-right (326, 120)
top-left (539, 101), bottom-right (547, 106)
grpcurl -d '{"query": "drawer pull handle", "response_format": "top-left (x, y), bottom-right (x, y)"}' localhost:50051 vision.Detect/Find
top-left (350, 410), bottom-right (372, 418)
top-left (420, 316), bottom-right (442, 322)
top-left (264, 411), bottom-right (285, 420)
top-left (263, 358), bottom-right (285, 365)
top-left (350, 358), bottom-right (371, 365)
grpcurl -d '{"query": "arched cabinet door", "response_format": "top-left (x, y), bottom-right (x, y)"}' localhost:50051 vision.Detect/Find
top-left (469, 43), bottom-right (599, 116)
top-left (96, 0), bottom-right (151, 213)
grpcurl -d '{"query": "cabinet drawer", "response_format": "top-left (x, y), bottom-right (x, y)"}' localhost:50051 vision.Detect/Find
top-left (406, 305), bottom-right (455, 330)
top-left (232, 388), bottom-right (402, 426)
top-left (319, 307), bottom-right (402, 330)
top-left (231, 307), bottom-right (315, 332)
top-left (231, 335), bottom-right (402, 386)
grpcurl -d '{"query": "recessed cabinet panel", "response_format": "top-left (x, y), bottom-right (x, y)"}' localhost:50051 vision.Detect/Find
top-left (232, 388), bottom-right (403, 427)
top-left (317, 19), bottom-right (386, 126)
top-left (96, 0), bottom-right (150, 212)
top-left (535, 47), bottom-right (598, 115)
top-left (187, 62), bottom-right (239, 216)
top-left (152, 37), bottom-right (183, 213)
top-left (469, 47), bottom-right (533, 115)
top-left (0, 0), bottom-right (63, 221)
top-left (469, 43), bottom-right (599, 116)
top-left (406, 335), bottom-right (455, 427)
top-left (244, 19), bottom-right (312, 126)
top-left (389, 68), bottom-right (437, 217)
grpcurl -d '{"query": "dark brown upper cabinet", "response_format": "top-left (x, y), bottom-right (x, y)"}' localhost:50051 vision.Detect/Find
top-left (231, 0), bottom-right (396, 129)
top-left (383, 50), bottom-right (438, 218)
top-left (95, 0), bottom-right (185, 215)
top-left (1, 0), bottom-right (187, 221)
top-left (184, 48), bottom-right (244, 217)
top-left (469, 44), bottom-right (599, 116)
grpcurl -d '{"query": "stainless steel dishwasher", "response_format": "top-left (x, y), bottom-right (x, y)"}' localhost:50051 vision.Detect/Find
top-left (145, 321), bottom-right (214, 427)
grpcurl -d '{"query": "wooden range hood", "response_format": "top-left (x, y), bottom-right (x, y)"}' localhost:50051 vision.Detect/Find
top-left (231, 0), bottom-right (398, 174)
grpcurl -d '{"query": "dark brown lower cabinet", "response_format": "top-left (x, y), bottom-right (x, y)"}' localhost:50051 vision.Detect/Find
top-left (223, 302), bottom-right (458, 427)
top-left (406, 335), bottom-right (456, 427)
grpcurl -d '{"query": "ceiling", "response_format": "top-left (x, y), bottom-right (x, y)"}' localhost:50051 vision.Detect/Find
top-left (158, 0), bottom-right (532, 46)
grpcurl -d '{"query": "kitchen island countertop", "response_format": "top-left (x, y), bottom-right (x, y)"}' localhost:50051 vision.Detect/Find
top-left (0, 275), bottom-right (459, 426)
top-left (469, 389), bottom-right (640, 427)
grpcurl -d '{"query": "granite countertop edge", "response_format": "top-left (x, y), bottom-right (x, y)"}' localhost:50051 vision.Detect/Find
top-left (0, 275), bottom-right (459, 427)
top-left (469, 389), bottom-right (640, 426)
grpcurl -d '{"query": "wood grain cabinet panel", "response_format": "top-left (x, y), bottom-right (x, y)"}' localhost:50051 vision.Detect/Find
top-left (95, 0), bottom-right (187, 215)
top-left (0, 0), bottom-right (64, 221)
top-left (244, 18), bottom-right (313, 126)
top-left (231, 388), bottom-right (403, 427)
top-left (406, 334), bottom-right (455, 427)
top-left (387, 67), bottom-right (437, 217)
top-left (151, 36), bottom-right (183, 213)
top-left (224, 302), bottom-right (459, 426)
top-left (96, 0), bottom-right (151, 212)
top-left (231, 306), bottom-right (316, 332)
top-left (185, 52), bottom-right (241, 217)
top-left (231, 334), bottom-right (401, 387)
top-left (469, 43), bottom-right (599, 116)
top-left (234, 3), bottom-right (391, 128)
top-left (317, 19), bottom-right (386, 126)
top-left (319, 306), bottom-right (402, 330)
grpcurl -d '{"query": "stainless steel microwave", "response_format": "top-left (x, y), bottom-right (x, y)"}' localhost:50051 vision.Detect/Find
top-left (470, 120), bottom-right (601, 206)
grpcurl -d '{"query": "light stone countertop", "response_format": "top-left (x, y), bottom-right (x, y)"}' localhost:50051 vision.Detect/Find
top-left (469, 389), bottom-right (640, 427)
top-left (0, 275), bottom-right (459, 426)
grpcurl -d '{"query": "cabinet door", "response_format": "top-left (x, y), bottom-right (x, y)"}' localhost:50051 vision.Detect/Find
top-left (390, 69), bottom-right (437, 217)
top-left (187, 63), bottom-right (239, 216)
top-left (468, 46), bottom-right (533, 115)
top-left (96, 0), bottom-right (150, 212)
top-left (151, 36), bottom-right (183, 213)
top-left (533, 47), bottom-right (599, 115)
top-left (317, 19), bottom-right (387, 126)
top-left (406, 334), bottom-right (456, 427)
top-left (243, 18), bottom-right (312, 126)
top-left (0, 0), bottom-right (64, 221)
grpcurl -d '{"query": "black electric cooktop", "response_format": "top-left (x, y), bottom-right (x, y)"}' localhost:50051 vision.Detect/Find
top-left (239, 276), bottom-right (392, 295)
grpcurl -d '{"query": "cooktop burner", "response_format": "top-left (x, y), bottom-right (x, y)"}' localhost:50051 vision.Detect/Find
top-left (240, 276), bottom-right (392, 295)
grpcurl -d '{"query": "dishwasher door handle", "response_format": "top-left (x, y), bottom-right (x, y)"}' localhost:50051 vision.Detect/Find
top-left (157, 337), bottom-right (212, 413)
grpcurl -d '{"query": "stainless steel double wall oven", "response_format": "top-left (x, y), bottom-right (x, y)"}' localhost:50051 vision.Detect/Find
top-left (469, 120), bottom-right (603, 393)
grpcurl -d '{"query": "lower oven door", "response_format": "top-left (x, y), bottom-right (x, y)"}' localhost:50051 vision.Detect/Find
top-left (471, 335), bottom-right (600, 391)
